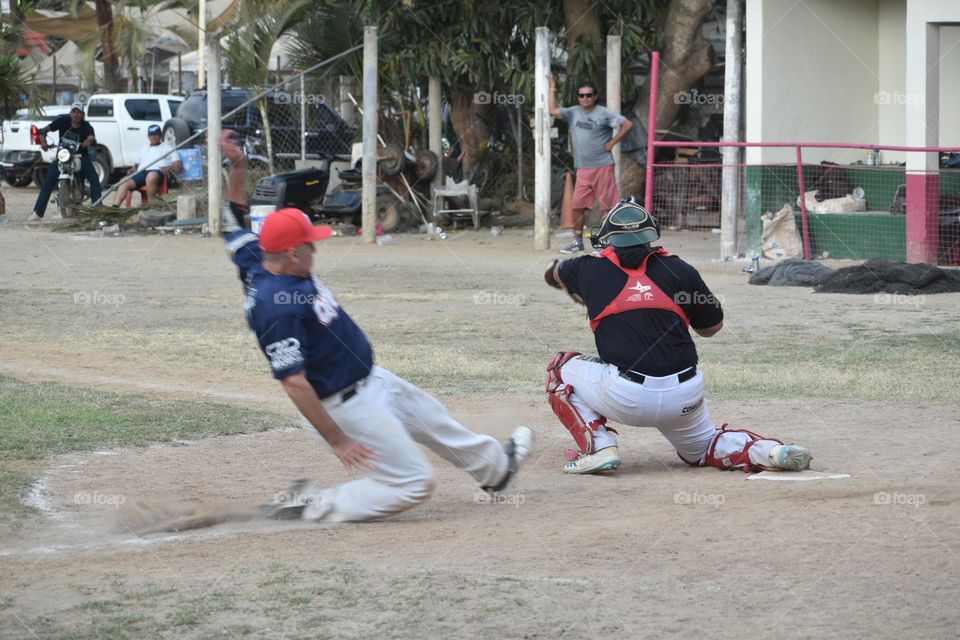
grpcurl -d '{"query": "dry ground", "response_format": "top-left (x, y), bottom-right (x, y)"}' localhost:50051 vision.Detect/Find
top-left (1, 184), bottom-right (959, 639)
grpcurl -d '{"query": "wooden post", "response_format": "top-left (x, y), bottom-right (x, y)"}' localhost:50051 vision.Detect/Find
top-left (534, 27), bottom-right (551, 251)
top-left (606, 35), bottom-right (622, 189)
top-left (206, 35), bottom-right (222, 235)
top-left (720, 0), bottom-right (743, 259)
top-left (361, 26), bottom-right (378, 244)
top-left (428, 76), bottom-right (442, 223)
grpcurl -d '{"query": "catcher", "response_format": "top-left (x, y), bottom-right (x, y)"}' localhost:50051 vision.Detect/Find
top-left (544, 197), bottom-right (812, 474)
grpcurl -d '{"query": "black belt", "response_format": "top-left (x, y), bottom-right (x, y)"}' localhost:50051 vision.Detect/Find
top-left (619, 367), bottom-right (696, 385)
top-left (328, 378), bottom-right (366, 404)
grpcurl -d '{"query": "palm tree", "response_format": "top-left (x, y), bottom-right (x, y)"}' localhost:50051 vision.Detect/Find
top-left (222, 0), bottom-right (313, 175)
top-left (0, 14), bottom-right (44, 118)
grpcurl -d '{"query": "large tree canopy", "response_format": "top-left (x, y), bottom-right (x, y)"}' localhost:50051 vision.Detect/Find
top-left (290, 0), bottom-right (716, 175)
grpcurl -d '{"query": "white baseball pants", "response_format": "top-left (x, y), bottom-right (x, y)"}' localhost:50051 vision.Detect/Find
top-left (300, 366), bottom-right (509, 522)
top-left (559, 356), bottom-right (777, 466)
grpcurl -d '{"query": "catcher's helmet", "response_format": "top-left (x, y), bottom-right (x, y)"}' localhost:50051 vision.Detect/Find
top-left (592, 197), bottom-right (660, 249)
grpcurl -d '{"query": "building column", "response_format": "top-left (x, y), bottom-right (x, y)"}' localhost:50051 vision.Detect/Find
top-left (904, 19), bottom-right (940, 264)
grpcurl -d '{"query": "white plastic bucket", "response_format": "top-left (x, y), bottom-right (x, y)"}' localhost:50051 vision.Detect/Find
top-left (250, 205), bottom-right (274, 234)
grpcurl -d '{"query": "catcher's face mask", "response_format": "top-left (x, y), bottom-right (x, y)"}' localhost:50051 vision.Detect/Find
top-left (590, 197), bottom-right (661, 250)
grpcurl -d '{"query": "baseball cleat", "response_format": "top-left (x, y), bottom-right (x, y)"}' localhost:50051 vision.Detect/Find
top-left (483, 426), bottom-right (535, 494)
top-left (560, 239), bottom-right (584, 254)
top-left (563, 446), bottom-right (621, 474)
top-left (261, 478), bottom-right (316, 520)
top-left (768, 444), bottom-right (812, 471)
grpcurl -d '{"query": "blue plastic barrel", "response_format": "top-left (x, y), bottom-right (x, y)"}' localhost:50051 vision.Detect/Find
top-left (180, 148), bottom-right (203, 180)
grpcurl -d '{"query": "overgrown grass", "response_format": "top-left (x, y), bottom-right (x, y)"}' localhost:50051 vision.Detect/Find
top-left (0, 376), bottom-right (294, 461)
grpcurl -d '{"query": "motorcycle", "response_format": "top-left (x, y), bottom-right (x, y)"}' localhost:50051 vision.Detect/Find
top-left (30, 124), bottom-right (89, 218)
top-left (53, 139), bottom-right (87, 218)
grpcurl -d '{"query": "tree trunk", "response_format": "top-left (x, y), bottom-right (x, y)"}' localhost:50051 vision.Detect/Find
top-left (94, 0), bottom-right (123, 92)
top-left (563, 0), bottom-right (604, 84)
top-left (636, 0), bottom-right (715, 133)
top-left (448, 88), bottom-right (494, 177)
top-left (623, 0), bottom-right (716, 200)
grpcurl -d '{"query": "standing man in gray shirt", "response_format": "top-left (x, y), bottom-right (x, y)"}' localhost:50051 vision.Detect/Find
top-left (549, 75), bottom-right (633, 253)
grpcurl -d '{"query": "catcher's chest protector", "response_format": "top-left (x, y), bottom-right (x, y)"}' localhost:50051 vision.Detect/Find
top-left (589, 247), bottom-right (690, 332)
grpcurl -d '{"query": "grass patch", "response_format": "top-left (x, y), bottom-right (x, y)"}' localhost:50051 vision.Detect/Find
top-left (0, 469), bottom-right (40, 524)
top-left (702, 329), bottom-right (960, 402)
top-left (0, 375), bottom-right (294, 461)
top-left (0, 375), bottom-right (294, 525)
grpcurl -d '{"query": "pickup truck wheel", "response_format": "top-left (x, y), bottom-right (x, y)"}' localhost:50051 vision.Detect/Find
top-left (163, 118), bottom-right (192, 147)
top-left (5, 173), bottom-right (32, 187)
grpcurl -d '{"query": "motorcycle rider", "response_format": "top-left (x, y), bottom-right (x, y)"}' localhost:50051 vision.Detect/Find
top-left (27, 102), bottom-right (101, 222)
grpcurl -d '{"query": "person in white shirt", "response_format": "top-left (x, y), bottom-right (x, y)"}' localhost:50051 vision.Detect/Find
top-left (112, 124), bottom-right (182, 206)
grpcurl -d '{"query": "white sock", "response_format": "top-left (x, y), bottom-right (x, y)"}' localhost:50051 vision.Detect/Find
top-left (593, 426), bottom-right (617, 451)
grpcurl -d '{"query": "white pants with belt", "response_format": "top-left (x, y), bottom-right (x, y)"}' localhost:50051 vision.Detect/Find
top-left (300, 366), bottom-right (508, 522)
top-left (559, 356), bottom-right (777, 466)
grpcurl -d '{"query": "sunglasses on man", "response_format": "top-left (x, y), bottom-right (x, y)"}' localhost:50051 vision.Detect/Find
top-left (578, 92), bottom-right (596, 98)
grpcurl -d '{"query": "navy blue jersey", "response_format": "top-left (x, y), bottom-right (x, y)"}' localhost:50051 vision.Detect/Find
top-left (225, 229), bottom-right (373, 398)
top-left (559, 250), bottom-right (723, 376)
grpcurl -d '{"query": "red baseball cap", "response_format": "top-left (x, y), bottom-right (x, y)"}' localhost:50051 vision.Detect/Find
top-left (258, 208), bottom-right (333, 252)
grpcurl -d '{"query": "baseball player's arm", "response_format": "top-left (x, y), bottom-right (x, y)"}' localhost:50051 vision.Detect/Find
top-left (693, 320), bottom-right (723, 338)
top-left (544, 259), bottom-right (585, 305)
top-left (221, 130), bottom-right (247, 207)
top-left (279, 372), bottom-right (377, 473)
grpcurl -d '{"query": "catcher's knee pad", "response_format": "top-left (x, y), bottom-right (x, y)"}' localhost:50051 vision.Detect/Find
top-left (702, 424), bottom-right (782, 473)
top-left (546, 351), bottom-right (581, 393)
top-left (546, 352), bottom-right (607, 455)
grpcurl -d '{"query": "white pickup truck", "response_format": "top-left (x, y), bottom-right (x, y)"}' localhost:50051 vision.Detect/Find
top-left (0, 93), bottom-right (183, 188)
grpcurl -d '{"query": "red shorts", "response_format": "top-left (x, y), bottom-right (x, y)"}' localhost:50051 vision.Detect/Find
top-left (572, 164), bottom-right (619, 211)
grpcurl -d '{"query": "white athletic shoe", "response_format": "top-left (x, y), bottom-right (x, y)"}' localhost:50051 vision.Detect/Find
top-left (261, 479), bottom-right (329, 521)
top-left (47, 210), bottom-right (63, 221)
top-left (563, 446), bottom-right (621, 474)
top-left (768, 444), bottom-right (812, 471)
top-left (26, 212), bottom-right (43, 223)
top-left (483, 426), bottom-right (535, 493)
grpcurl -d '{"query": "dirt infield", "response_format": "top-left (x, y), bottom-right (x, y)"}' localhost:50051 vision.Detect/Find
top-left (1, 185), bottom-right (959, 639)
